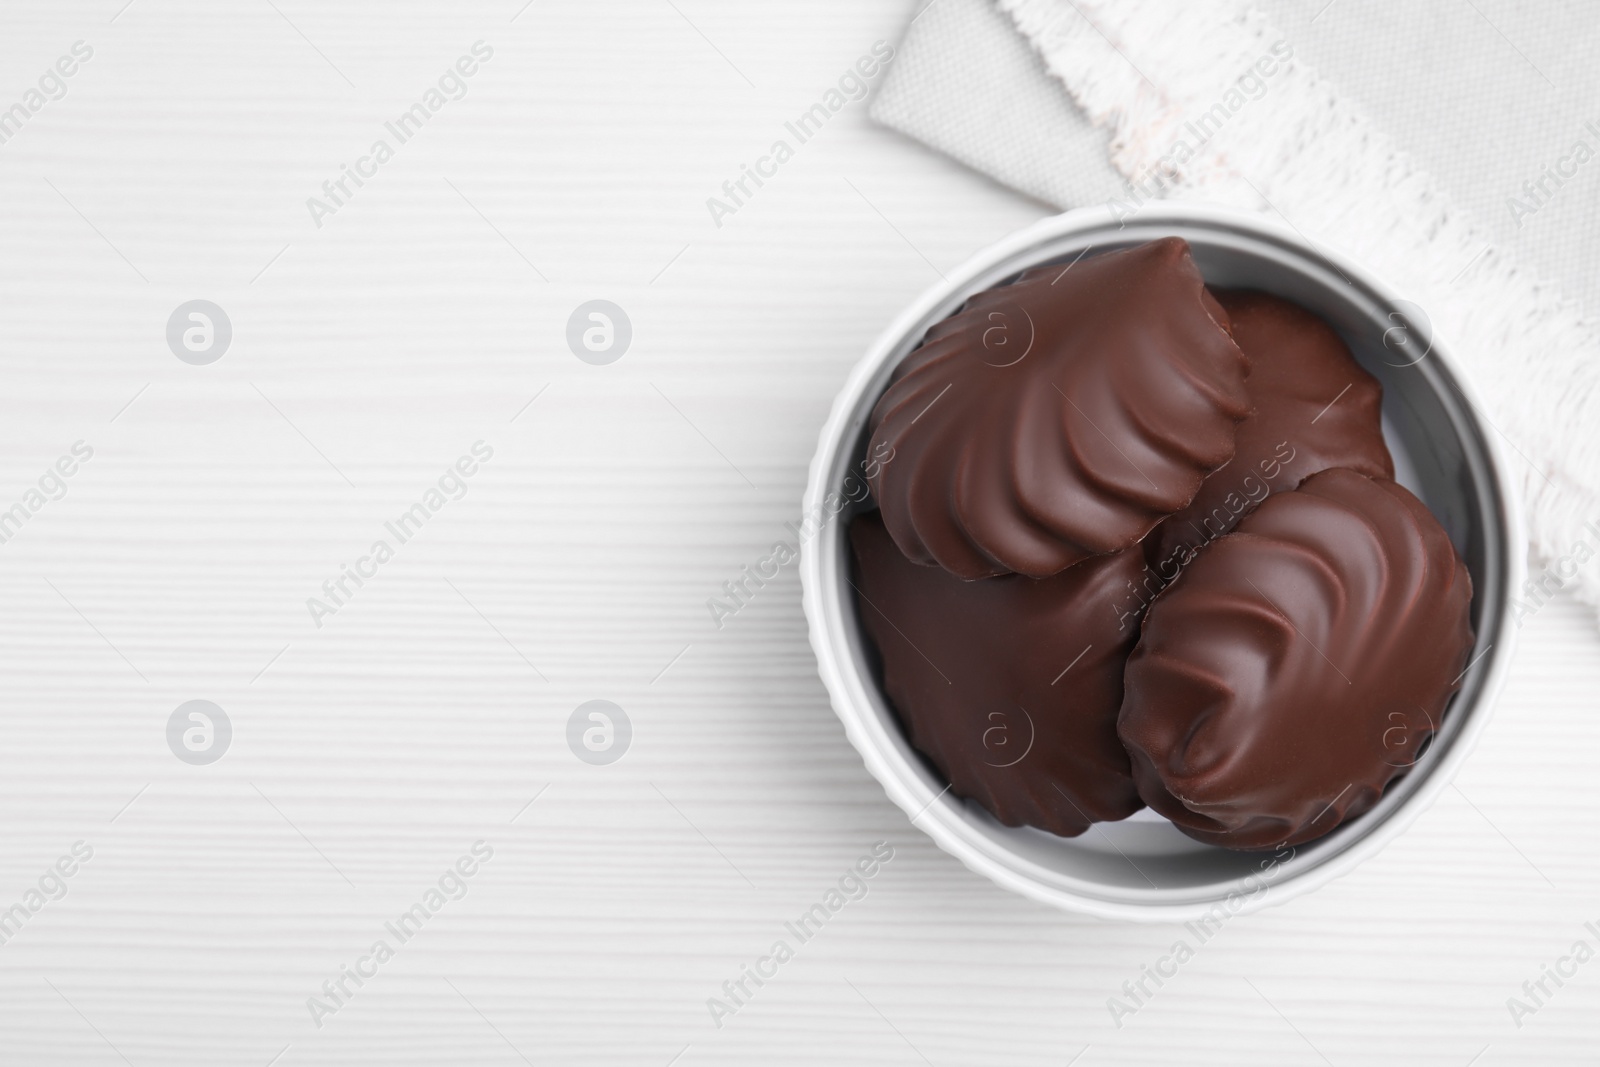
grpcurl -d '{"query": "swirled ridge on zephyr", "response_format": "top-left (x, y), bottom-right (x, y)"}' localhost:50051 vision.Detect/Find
top-left (865, 237), bottom-right (1250, 579)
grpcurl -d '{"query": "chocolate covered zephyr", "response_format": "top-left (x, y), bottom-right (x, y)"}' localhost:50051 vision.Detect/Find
top-left (1119, 468), bottom-right (1474, 850)
top-left (1147, 290), bottom-right (1393, 578)
top-left (850, 512), bottom-right (1145, 836)
top-left (866, 237), bottom-right (1251, 579)
top-left (848, 236), bottom-right (1476, 852)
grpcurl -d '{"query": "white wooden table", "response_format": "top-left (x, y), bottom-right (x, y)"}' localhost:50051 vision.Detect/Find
top-left (0, 1), bottom-right (1595, 1063)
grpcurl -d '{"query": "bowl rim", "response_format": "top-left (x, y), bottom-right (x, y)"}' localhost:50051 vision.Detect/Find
top-left (800, 201), bottom-right (1525, 922)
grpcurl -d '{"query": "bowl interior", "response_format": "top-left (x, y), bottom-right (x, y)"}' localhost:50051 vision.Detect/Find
top-left (815, 210), bottom-right (1514, 913)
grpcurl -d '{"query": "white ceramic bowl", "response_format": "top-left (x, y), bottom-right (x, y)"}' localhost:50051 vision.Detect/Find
top-left (801, 203), bottom-right (1523, 922)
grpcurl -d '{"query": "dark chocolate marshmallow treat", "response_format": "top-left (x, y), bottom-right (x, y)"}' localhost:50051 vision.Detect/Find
top-left (866, 238), bottom-right (1250, 579)
top-left (1119, 468), bottom-right (1474, 850)
top-left (1147, 290), bottom-right (1393, 579)
top-left (850, 511), bottom-right (1146, 837)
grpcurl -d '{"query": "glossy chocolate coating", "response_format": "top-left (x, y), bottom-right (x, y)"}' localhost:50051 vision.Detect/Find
top-left (866, 237), bottom-right (1250, 579)
top-left (850, 511), bottom-right (1145, 836)
top-left (1119, 468), bottom-right (1474, 849)
top-left (1147, 290), bottom-right (1393, 578)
